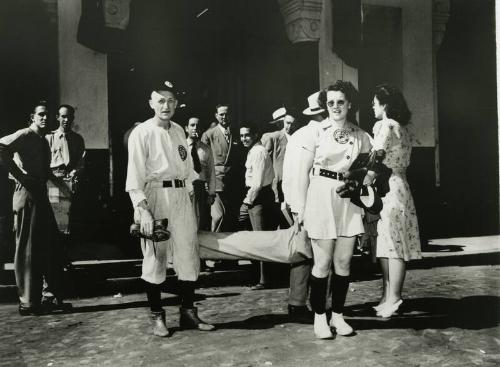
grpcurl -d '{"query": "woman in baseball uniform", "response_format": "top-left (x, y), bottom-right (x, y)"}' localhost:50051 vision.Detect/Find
top-left (296, 81), bottom-right (372, 339)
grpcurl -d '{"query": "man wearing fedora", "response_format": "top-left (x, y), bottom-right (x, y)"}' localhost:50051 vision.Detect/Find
top-left (262, 107), bottom-right (296, 208)
top-left (281, 91), bottom-right (328, 322)
top-left (126, 80), bottom-right (215, 337)
top-left (282, 92), bottom-right (327, 212)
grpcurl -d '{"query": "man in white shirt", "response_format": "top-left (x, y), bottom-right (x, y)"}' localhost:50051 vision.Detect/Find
top-left (281, 91), bottom-right (327, 322)
top-left (282, 92), bottom-right (327, 213)
top-left (185, 116), bottom-right (216, 231)
top-left (46, 105), bottom-right (85, 181)
top-left (126, 80), bottom-right (214, 337)
top-left (238, 123), bottom-right (275, 289)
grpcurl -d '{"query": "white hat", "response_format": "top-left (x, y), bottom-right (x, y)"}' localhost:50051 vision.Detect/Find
top-left (303, 91), bottom-right (325, 116)
top-left (269, 107), bottom-right (287, 124)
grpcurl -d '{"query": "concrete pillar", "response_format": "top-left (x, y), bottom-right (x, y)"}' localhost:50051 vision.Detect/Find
top-left (57, 0), bottom-right (109, 150)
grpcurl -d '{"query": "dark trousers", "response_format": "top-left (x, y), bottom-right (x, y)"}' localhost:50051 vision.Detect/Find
top-left (211, 191), bottom-right (241, 232)
top-left (238, 185), bottom-right (274, 284)
top-left (13, 185), bottom-right (64, 307)
top-left (238, 185), bottom-right (275, 231)
top-left (289, 260), bottom-right (311, 306)
top-left (193, 180), bottom-right (211, 231)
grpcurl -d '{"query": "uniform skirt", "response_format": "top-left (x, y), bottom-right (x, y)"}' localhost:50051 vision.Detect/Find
top-left (304, 175), bottom-right (365, 240)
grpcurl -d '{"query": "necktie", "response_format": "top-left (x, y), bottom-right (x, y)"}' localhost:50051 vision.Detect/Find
top-left (224, 129), bottom-right (230, 143)
top-left (191, 142), bottom-right (202, 174)
top-left (60, 133), bottom-right (70, 166)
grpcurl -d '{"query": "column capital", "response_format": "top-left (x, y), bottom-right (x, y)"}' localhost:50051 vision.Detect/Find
top-left (278, 0), bottom-right (323, 43)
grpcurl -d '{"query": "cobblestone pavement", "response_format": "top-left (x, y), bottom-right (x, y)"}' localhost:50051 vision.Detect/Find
top-left (1, 264), bottom-right (499, 367)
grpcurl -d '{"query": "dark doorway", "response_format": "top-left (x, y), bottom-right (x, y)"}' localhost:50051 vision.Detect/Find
top-left (436, 0), bottom-right (498, 236)
top-left (358, 4), bottom-right (403, 132)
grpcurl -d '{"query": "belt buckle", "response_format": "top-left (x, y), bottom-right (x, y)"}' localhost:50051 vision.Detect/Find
top-left (338, 172), bottom-right (344, 181)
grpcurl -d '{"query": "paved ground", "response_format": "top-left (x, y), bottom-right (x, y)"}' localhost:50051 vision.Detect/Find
top-left (1, 257), bottom-right (499, 366)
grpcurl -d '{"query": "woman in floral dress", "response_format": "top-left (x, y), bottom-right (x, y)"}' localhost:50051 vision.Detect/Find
top-left (370, 84), bottom-right (421, 318)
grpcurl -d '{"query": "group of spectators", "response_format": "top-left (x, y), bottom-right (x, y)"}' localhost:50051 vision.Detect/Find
top-left (0, 103), bottom-right (84, 315)
top-left (0, 78), bottom-right (422, 342)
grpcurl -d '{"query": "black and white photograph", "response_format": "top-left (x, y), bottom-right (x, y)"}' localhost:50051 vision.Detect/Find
top-left (0, 0), bottom-right (498, 366)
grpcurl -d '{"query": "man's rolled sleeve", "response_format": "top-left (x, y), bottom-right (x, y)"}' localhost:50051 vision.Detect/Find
top-left (126, 129), bottom-right (148, 207)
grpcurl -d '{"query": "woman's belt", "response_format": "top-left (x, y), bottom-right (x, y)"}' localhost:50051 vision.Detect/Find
top-left (312, 167), bottom-right (345, 181)
top-left (149, 179), bottom-right (186, 188)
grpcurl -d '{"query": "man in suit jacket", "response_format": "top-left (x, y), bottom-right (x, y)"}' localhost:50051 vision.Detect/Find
top-left (262, 107), bottom-right (296, 205)
top-left (201, 104), bottom-right (245, 232)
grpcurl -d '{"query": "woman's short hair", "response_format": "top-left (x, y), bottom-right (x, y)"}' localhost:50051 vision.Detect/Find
top-left (318, 80), bottom-right (359, 122)
top-left (374, 84), bottom-right (411, 125)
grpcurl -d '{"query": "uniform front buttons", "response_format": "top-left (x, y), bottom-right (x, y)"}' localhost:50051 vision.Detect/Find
top-left (349, 141), bottom-right (353, 145)
top-left (346, 155), bottom-right (350, 159)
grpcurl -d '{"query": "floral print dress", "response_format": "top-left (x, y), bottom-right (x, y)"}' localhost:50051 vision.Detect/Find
top-left (373, 118), bottom-right (421, 261)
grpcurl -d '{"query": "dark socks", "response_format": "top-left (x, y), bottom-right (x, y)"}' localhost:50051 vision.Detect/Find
top-left (178, 280), bottom-right (196, 309)
top-left (331, 273), bottom-right (350, 314)
top-left (144, 280), bottom-right (162, 312)
top-left (309, 275), bottom-right (328, 314)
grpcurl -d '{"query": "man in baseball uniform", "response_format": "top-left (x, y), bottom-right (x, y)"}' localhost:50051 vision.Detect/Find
top-left (126, 80), bottom-right (215, 337)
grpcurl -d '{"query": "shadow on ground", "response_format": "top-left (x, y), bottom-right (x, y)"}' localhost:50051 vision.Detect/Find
top-left (346, 295), bottom-right (500, 331)
top-left (201, 295), bottom-right (500, 333)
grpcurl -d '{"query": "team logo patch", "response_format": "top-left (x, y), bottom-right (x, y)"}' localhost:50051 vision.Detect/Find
top-left (333, 129), bottom-right (350, 144)
top-left (178, 145), bottom-right (187, 161)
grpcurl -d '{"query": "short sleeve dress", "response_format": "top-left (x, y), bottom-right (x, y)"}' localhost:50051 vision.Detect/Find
top-left (373, 118), bottom-right (421, 261)
top-left (301, 119), bottom-right (372, 240)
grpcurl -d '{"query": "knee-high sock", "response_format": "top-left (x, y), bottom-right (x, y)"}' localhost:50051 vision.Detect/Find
top-left (178, 280), bottom-right (196, 309)
top-left (309, 275), bottom-right (328, 314)
top-left (331, 274), bottom-right (350, 314)
top-left (144, 280), bottom-right (162, 312)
